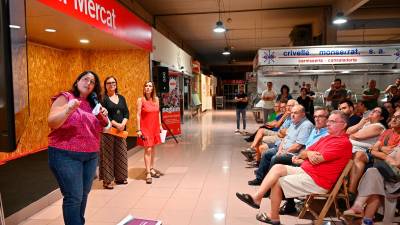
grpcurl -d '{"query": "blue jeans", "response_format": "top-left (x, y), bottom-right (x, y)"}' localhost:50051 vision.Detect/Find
top-left (236, 108), bottom-right (247, 130)
top-left (270, 153), bottom-right (295, 170)
top-left (255, 147), bottom-right (278, 180)
top-left (48, 147), bottom-right (98, 225)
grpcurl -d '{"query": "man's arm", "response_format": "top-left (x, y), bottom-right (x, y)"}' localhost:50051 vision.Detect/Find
top-left (285, 143), bottom-right (304, 154)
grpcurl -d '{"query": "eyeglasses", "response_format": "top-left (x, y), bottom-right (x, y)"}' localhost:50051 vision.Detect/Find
top-left (106, 81), bottom-right (116, 85)
top-left (392, 115), bottom-right (400, 121)
top-left (314, 115), bottom-right (328, 119)
top-left (81, 77), bottom-right (95, 85)
top-left (371, 109), bottom-right (382, 114)
top-left (327, 120), bottom-right (345, 124)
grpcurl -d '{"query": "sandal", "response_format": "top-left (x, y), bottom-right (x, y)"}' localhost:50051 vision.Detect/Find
top-left (343, 208), bottom-right (363, 218)
top-left (103, 182), bottom-right (114, 190)
top-left (235, 192), bottom-right (260, 209)
top-left (256, 212), bottom-right (281, 225)
top-left (150, 168), bottom-right (161, 178)
top-left (146, 172), bottom-right (152, 184)
top-left (115, 180), bottom-right (128, 185)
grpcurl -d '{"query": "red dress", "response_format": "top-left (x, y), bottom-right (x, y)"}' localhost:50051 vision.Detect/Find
top-left (137, 98), bottom-right (161, 147)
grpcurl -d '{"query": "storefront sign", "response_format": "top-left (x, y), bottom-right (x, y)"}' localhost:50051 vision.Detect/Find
top-left (38, 0), bottom-right (152, 50)
top-left (257, 45), bottom-right (400, 66)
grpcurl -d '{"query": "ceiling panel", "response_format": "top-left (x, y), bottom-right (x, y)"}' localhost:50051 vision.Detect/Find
top-left (133, 0), bottom-right (399, 65)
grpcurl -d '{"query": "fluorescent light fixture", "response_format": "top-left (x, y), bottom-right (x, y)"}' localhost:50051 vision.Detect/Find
top-left (222, 47), bottom-right (231, 55)
top-left (333, 12), bottom-right (347, 25)
top-left (45, 28), bottom-right (57, 33)
top-left (213, 21), bottom-right (226, 33)
top-left (9, 25), bottom-right (21, 29)
top-left (80, 39), bottom-right (90, 44)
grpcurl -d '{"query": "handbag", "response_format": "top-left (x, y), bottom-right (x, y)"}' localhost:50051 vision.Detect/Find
top-left (373, 159), bottom-right (400, 183)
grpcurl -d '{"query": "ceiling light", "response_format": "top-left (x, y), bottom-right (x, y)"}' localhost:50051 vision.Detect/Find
top-left (213, 21), bottom-right (226, 33)
top-left (333, 12), bottom-right (347, 25)
top-left (80, 39), bottom-right (90, 44)
top-left (45, 28), bottom-right (56, 33)
top-left (9, 25), bottom-right (21, 29)
top-left (222, 47), bottom-right (231, 55)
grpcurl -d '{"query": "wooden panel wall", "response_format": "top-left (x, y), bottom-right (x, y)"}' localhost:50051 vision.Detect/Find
top-left (85, 49), bottom-right (150, 135)
top-left (0, 43), bottom-right (149, 162)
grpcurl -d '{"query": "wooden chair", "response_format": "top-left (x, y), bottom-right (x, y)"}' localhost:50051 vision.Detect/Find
top-left (298, 160), bottom-right (353, 225)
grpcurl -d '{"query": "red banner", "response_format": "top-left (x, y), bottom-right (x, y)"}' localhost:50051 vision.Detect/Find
top-left (37, 0), bottom-right (152, 51)
top-left (161, 76), bottom-right (181, 136)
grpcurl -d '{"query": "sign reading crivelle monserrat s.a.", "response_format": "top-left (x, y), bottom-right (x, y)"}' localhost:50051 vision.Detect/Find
top-left (37, 0), bottom-right (152, 51)
top-left (257, 45), bottom-right (400, 66)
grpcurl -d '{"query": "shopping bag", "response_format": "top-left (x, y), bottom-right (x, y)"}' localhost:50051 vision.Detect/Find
top-left (160, 130), bottom-right (167, 143)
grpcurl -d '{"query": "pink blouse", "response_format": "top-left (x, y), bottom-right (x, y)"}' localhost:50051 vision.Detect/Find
top-left (48, 92), bottom-right (103, 152)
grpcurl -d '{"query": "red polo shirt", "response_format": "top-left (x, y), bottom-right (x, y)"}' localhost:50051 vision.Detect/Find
top-left (301, 134), bottom-right (352, 190)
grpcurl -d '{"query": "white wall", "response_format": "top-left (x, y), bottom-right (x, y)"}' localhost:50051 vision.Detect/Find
top-left (151, 28), bottom-right (192, 75)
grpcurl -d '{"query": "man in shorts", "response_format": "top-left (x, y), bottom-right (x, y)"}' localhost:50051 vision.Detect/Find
top-left (236, 110), bottom-right (352, 225)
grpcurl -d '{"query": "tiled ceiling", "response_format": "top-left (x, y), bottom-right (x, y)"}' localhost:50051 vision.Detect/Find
top-left (135, 0), bottom-right (400, 65)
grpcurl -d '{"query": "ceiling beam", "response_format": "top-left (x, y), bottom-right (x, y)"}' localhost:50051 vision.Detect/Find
top-left (334, 0), bottom-right (370, 15)
top-left (154, 5), bottom-right (329, 17)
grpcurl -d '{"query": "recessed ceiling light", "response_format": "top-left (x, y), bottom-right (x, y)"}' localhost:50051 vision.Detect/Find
top-left (9, 25), bottom-right (21, 29)
top-left (80, 39), bottom-right (90, 44)
top-left (45, 28), bottom-right (56, 33)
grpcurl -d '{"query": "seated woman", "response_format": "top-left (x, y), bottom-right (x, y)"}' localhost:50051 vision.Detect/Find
top-left (343, 143), bottom-right (400, 225)
top-left (242, 101), bottom-right (289, 162)
top-left (347, 106), bottom-right (389, 197)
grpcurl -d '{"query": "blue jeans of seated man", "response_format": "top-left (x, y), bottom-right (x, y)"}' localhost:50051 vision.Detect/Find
top-left (48, 147), bottom-right (98, 225)
top-left (255, 147), bottom-right (278, 181)
top-left (236, 108), bottom-right (247, 130)
top-left (269, 153), bottom-right (296, 170)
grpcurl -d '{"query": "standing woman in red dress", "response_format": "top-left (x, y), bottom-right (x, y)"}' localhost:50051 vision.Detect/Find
top-left (136, 81), bottom-right (163, 184)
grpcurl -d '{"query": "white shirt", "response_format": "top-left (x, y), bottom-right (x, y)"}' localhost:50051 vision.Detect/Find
top-left (261, 89), bottom-right (276, 109)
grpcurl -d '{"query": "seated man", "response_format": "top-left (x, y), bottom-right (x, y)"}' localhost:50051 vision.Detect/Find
top-left (242, 100), bottom-right (296, 162)
top-left (248, 105), bottom-right (314, 185)
top-left (272, 107), bottom-right (330, 214)
top-left (236, 110), bottom-right (352, 225)
top-left (339, 99), bottom-right (361, 127)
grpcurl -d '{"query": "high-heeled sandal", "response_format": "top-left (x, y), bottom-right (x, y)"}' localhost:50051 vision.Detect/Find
top-left (150, 168), bottom-right (161, 178)
top-left (146, 172), bottom-right (152, 184)
top-left (103, 182), bottom-right (114, 189)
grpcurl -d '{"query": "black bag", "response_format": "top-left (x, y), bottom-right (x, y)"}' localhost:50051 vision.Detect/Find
top-left (374, 159), bottom-right (400, 183)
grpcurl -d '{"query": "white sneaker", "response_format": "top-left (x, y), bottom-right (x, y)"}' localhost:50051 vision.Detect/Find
top-left (234, 129), bottom-right (240, 134)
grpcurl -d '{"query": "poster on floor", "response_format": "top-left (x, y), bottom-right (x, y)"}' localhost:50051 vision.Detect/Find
top-left (161, 74), bottom-right (181, 136)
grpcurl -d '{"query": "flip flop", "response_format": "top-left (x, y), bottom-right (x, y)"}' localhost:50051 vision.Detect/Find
top-left (343, 208), bottom-right (363, 219)
top-left (256, 212), bottom-right (281, 225)
top-left (235, 192), bottom-right (260, 209)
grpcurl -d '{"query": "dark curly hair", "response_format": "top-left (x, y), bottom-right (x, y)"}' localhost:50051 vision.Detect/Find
top-left (280, 84), bottom-right (290, 94)
top-left (71, 70), bottom-right (101, 108)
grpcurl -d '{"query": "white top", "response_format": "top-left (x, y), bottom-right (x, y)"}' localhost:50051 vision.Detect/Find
top-left (350, 122), bottom-right (385, 153)
top-left (261, 89), bottom-right (276, 109)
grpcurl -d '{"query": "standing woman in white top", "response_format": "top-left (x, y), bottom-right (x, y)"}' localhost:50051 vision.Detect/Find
top-left (261, 82), bottom-right (276, 123)
top-left (346, 106), bottom-right (389, 195)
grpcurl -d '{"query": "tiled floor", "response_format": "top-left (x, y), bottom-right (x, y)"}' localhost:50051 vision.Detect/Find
top-left (15, 110), bottom-right (390, 225)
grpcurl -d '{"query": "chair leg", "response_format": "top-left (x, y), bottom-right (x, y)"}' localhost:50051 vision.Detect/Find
top-left (298, 195), bottom-right (313, 219)
top-left (315, 196), bottom-right (335, 225)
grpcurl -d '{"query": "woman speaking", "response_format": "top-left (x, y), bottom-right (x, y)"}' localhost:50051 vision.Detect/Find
top-left (47, 71), bottom-right (109, 225)
top-left (136, 81), bottom-right (163, 184)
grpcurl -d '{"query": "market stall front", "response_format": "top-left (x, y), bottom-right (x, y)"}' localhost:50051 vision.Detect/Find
top-left (254, 45), bottom-right (400, 105)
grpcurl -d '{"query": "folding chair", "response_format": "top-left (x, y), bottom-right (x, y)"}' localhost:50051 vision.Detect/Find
top-left (298, 160), bottom-right (353, 225)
